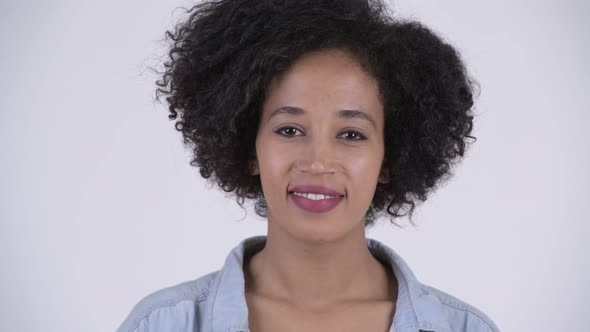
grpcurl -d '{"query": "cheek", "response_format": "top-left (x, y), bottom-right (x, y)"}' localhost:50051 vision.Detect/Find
top-left (347, 148), bottom-right (383, 175)
top-left (256, 139), bottom-right (292, 193)
top-left (346, 150), bottom-right (383, 197)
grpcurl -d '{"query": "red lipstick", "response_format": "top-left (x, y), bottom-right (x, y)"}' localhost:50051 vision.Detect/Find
top-left (289, 185), bottom-right (344, 196)
top-left (288, 185), bottom-right (345, 213)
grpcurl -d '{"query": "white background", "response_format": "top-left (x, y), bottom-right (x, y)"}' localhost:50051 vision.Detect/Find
top-left (1, 0), bottom-right (588, 331)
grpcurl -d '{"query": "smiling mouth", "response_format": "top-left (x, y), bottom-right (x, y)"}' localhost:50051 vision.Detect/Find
top-left (288, 191), bottom-right (345, 200)
top-left (287, 184), bottom-right (346, 197)
top-left (287, 191), bottom-right (345, 213)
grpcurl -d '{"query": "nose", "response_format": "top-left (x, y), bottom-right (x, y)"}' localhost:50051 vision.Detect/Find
top-left (295, 135), bottom-right (339, 175)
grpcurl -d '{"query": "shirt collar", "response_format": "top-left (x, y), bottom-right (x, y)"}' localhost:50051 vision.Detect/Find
top-left (207, 235), bottom-right (451, 332)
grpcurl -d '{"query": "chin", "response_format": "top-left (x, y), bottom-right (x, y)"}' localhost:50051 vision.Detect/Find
top-left (281, 217), bottom-right (359, 244)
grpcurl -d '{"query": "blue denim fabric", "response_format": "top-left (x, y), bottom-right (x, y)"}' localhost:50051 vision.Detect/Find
top-left (117, 235), bottom-right (499, 332)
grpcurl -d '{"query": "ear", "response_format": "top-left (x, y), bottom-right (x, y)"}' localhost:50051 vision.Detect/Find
top-left (248, 159), bottom-right (259, 176)
top-left (378, 166), bottom-right (390, 184)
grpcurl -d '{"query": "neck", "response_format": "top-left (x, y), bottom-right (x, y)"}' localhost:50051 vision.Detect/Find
top-left (243, 219), bottom-right (396, 311)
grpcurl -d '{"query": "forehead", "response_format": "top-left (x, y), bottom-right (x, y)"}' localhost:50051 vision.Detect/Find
top-left (262, 48), bottom-right (382, 119)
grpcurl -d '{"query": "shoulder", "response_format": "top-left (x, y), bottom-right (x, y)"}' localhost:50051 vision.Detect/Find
top-left (420, 284), bottom-right (500, 332)
top-left (116, 270), bottom-right (218, 332)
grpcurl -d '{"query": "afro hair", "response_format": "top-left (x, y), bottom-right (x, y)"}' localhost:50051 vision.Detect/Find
top-left (155, 0), bottom-right (478, 227)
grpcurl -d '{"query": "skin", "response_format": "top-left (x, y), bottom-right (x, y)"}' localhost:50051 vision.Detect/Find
top-left (244, 48), bottom-right (397, 331)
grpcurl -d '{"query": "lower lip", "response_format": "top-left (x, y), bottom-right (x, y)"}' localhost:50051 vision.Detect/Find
top-left (289, 193), bottom-right (344, 213)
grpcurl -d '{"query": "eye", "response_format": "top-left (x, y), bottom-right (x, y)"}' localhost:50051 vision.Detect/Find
top-left (339, 130), bottom-right (368, 141)
top-left (274, 126), bottom-right (367, 141)
top-left (275, 126), bottom-right (303, 137)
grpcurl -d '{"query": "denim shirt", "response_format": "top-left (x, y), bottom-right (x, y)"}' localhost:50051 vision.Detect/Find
top-left (117, 235), bottom-right (499, 332)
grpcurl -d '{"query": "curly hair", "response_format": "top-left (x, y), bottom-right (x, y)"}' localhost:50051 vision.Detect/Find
top-left (155, 0), bottom-right (478, 227)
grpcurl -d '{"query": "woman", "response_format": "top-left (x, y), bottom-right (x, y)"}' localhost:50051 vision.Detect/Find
top-left (118, 0), bottom-right (499, 331)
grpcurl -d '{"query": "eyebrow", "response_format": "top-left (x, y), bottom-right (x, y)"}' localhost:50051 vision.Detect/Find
top-left (269, 106), bottom-right (376, 128)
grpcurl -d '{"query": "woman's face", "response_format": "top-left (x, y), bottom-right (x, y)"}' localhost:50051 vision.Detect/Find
top-left (254, 48), bottom-right (386, 242)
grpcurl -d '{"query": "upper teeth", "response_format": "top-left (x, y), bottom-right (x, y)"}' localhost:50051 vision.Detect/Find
top-left (292, 192), bottom-right (340, 200)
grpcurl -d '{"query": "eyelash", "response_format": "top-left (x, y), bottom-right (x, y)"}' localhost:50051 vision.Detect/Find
top-left (274, 126), bottom-right (368, 141)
